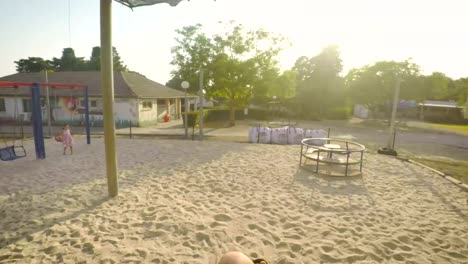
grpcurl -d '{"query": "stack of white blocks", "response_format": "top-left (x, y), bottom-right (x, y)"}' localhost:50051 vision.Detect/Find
top-left (249, 126), bottom-right (327, 145)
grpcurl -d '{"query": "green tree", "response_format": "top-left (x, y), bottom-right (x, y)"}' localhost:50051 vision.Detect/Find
top-left (111, 47), bottom-right (128, 71)
top-left (294, 45), bottom-right (344, 117)
top-left (14, 47), bottom-right (128, 73)
top-left (270, 70), bottom-right (297, 99)
top-left (454, 78), bottom-right (468, 106)
top-left (424, 72), bottom-right (451, 100)
top-left (169, 22), bottom-right (286, 125)
top-left (209, 24), bottom-right (285, 125)
top-left (88, 46), bottom-right (101, 70)
top-left (49, 48), bottom-right (87, 71)
top-left (14, 57), bottom-right (51, 72)
top-left (168, 24), bottom-right (214, 94)
top-left (292, 56), bottom-right (314, 84)
top-left (346, 60), bottom-right (421, 117)
top-left (87, 46), bottom-right (128, 71)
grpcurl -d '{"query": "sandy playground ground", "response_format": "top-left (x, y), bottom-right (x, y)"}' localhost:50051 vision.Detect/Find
top-left (0, 137), bottom-right (467, 263)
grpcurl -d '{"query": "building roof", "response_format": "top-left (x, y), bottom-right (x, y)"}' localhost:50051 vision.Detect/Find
top-left (0, 71), bottom-right (190, 99)
top-left (418, 100), bottom-right (463, 109)
top-left (122, 72), bottom-right (185, 99)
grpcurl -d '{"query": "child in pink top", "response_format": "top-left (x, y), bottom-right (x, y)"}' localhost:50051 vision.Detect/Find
top-left (62, 124), bottom-right (74, 155)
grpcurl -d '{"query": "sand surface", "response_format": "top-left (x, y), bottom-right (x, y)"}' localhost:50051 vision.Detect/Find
top-left (0, 137), bottom-right (467, 263)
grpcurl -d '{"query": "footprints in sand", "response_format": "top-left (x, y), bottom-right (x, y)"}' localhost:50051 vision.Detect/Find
top-left (213, 213), bottom-right (232, 222)
top-left (1, 141), bottom-right (467, 263)
top-left (382, 241), bottom-right (398, 251)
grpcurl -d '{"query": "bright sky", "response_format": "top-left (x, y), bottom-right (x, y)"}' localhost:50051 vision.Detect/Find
top-left (0, 0), bottom-right (467, 84)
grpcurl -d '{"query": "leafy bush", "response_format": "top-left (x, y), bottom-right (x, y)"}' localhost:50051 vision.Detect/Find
top-left (182, 111), bottom-right (199, 127)
top-left (325, 107), bottom-right (352, 120)
top-left (246, 109), bottom-right (270, 120)
top-left (204, 108), bottom-right (246, 122)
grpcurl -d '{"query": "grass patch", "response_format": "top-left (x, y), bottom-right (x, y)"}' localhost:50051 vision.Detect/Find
top-left (407, 156), bottom-right (468, 184)
top-left (366, 144), bottom-right (468, 184)
top-left (428, 123), bottom-right (468, 135)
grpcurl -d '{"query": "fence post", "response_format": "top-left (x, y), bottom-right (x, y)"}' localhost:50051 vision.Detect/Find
top-left (20, 114), bottom-right (24, 139)
top-left (129, 120), bottom-right (132, 139)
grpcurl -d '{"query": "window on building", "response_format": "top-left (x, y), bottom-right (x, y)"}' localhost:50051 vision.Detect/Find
top-left (0, 98), bottom-right (5, 112)
top-left (157, 99), bottom-right (166, 106)
top-left (79, 100), bottom-right (98, 108)
top-left (22, 99), bottom-right (31, 113)
top-left (142, 101), bottom-right (152, 109)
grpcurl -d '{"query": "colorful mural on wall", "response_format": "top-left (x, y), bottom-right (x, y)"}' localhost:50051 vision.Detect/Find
top-left (62, 97), bottom-right (77, 113)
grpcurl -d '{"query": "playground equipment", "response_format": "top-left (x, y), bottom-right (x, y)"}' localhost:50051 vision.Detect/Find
top-left (0, 81), bottom-right (91, 160)
top-left (0, 86), bottom-right (27, 161)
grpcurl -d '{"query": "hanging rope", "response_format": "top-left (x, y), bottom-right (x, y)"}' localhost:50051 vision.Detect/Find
top-left (67, 88), bottom-right (78, 124)
top-left (13, 87), bottom-right (24, 147)
top-left (13, 87), bottom-right (19, 141)
top-left (68, 0), bottom-right (72, 47)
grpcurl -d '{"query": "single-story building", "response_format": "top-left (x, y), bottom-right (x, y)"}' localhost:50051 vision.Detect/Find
top-left (418, 100), bottom-right (465, 123)
top-left (353, 101), bottom-right (418, 119)
top-left (0, 71), bottom-right (196, 126)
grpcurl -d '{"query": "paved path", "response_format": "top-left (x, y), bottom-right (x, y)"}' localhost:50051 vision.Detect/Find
top-left (2, 118), bottom-right (467, 160)
top-left (112, 119), bottom-right (468, 160)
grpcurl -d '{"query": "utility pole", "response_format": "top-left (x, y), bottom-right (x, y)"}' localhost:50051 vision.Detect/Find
top-left (378, 74), bottom-right (400, 156)
top-left (198, 68), bottom-right (204, 141)
top-left (387, 75), bottom-right (401, 150)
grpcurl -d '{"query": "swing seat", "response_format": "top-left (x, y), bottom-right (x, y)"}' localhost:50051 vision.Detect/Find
top-left (0, 146), bottom-right (26, 161)
top-left (55, 135), bottom-right (63, 142)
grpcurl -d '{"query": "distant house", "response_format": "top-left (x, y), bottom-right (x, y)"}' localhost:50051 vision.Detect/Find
top-left (353, 104), bottom-right (369, 119)
top-left (0, 71), bottom-right (195, 126)
top-left (418, 100), bottom-right (465, 123)
top-left (353, 101), bottom-right (418, 119)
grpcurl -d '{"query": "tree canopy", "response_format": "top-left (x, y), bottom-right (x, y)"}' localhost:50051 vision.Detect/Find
top-left (14, 47), bottom-right (128, 72)
top-left (169, 22), bottom-right (291, 125)
top-left (345, 60), bottom-right (421, 115)
top-left (14, 57), bottom-right (50, 73)
top-left (293, 45), bottom-right (345, 118)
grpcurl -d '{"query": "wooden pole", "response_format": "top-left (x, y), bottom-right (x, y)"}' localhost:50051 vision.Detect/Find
top-left (101, 0), bottom-right (118, 197)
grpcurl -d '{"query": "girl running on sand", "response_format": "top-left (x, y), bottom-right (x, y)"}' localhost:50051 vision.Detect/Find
top-left (62, 124), bottom-right (74, 155)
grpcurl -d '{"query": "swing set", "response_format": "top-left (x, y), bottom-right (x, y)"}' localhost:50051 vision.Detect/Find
top-left (0, 81), bottom-right (91, 161)
top-left (0, 86), bottom-right (26, 161)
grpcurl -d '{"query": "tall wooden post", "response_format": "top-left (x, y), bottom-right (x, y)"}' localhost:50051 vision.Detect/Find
top-left (101, 0), bottom-right (118, 197)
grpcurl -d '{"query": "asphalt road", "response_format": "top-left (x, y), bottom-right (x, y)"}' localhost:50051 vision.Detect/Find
top-left (1, 118), bottom-right (467, 161)
top-left (296, 120), bottom-right (468, 161)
